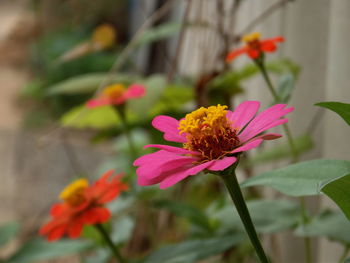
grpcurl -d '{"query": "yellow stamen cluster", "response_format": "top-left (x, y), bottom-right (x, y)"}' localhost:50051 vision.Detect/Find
top-left (102, 84), bottom-right (126, 99)
top-left (92, 24), bottom-right (116, 49)
top-left (242, 32), bottom-right (261, 43)
top-left (179, 105), bottom-right (228, 135)
top-left (179, 105), bottom-right (240, 162)
top-left (59, 179), bottom-right (89, 206)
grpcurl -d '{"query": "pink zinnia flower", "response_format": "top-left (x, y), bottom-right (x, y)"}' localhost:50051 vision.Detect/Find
top-left (87, 83), bottom-right (145, 108)
top-left (134, 102), bottom-right (293, 189)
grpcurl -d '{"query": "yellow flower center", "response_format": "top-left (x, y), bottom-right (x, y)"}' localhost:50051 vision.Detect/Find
top-left (179, 105), bottom-right (240, 162)
top-left (92, 24), bottom-right (116, 49)
top-left (102, 84), bottom-right (126, 100)
top-left (242, 32), bottom-right (261, 43)
top-left (59, 179), bottom-right (89, 207)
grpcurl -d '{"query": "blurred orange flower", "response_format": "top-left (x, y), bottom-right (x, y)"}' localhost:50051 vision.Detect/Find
top-left (39, 171), bottom-right (128, 241)
top-left (226, 32), bottom-right (284, 62)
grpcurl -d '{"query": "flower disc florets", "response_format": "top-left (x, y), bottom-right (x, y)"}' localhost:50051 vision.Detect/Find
top-left (59, 178), bottom-right (88, 207)
top-left (179, 105), bottom-right (240, 162)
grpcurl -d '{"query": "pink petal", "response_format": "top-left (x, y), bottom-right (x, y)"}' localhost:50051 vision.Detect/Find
top-left (254, 133), bottom-right (282, 140)
top-left (144, 144), bottom-right (197, 155)
top-left (231, 139), bottom-right (263, 154)
top-left (124, 84), bottom-right (145, 99)
top-left (227, 101), bottom-right (260, 132)
top-left (159, 161), bottom-right (212, 189)
top-left (86, 98), bottom-right (111, 108)
top-left (239, 104), bottom-right (294, 142)
top-left (152, 115), bottom-right (187, 143)
top-left (138, 157), bottom-right (196, 186)
top-left (207, 157), bottom-right (237, 171)
top-left (134, 150), bottom-right (197, 186)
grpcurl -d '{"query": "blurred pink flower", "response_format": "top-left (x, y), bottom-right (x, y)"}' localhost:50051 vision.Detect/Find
top-left (134, 102), bottom-right (293, 189)
top-left (87, 83), bottom-right (145, 108)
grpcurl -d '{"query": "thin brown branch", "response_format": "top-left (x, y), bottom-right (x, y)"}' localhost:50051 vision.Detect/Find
top-left (236, 0), bottom-right (293, 41)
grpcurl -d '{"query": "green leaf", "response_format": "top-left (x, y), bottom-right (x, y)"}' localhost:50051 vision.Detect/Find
top-left (244, 133), bottom-right (313, 167)
top-left (149, 84), bottom-right (194, 116)
top-left (47, 73), bottom-right (138, 95)
top-left (134, 22), bottom-right (181, 48)
top-left (60, 105), bottom-right (119, 129)
top-left (276, 74), bottom-right (295, 103)
top-left (241, 159), bottom-right (350, 197)
top-left (295, 211), bottom-right (350, 244)
top-left (128, 75), bottom-right (167, 116)
top-left (213, 199), bottom-right (300, 234)
top-left (142, 235), bottom-right (244, 263)
top-left (321, 173), bottom-right (350, 220)
top-left (316, 102), bottom-right (350, 126)
top-left (153, 200), bottom-right (213, 232)
top-left (0, 222), bottom-right (20, 247)
top-left (266, 58), bottom-right (301, 77)
top-left (345, 258), bottom-right (350, 263)
top-left (7, 239), bottom-right (93, 263)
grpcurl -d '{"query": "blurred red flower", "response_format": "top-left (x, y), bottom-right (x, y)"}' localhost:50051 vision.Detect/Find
top-left (39, 170), bottom-right (128, 241)
top-left (226, 32), bottom-right (284, 62)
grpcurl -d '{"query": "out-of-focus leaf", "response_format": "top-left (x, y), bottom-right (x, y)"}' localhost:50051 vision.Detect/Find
top-left (0, 222), bottom-right (20, 247)
top-left (241, 159), bottom-right (350, 197)
top-left (82, 225), bottom-right (103, 245)
top-left (208, 58), bottom-right (300, 96)
top-left (208, 64), bottom-right (258, 92)
top-left (276, 74), bottom-right (295, 103)
top-left (111, 216), bottom-right (135, 244)
top-left (153, 200), bottom-right (213, 232)
top-left (142, 235), bottom-right (244, 263)
top-left (134, 22), bottom-right (181, 48)
top-left (345, 258), bottom-right (350, 263)
top-left (321, 173), bottom-right (350, 220)
top-left (128, 75), bottom-right (167, 116)
top-left (295, 211), bottom-right (350, 244)
top-left (60, 105), bottom-right (119, 129)
top-left (244, 134), bottom-right (313, 167)
top-left (316, 102), bottom-right (350, 126)
top-left (47, 73), bottom-right (138, 95)
top-left (7, 239), bottom-right (93, 263)
top-left (213, 199), bottom-right (300, 234)
top-left (149, 84), bottom-right (193, 116)
top-left (266, 58), bottom-right (301, 77)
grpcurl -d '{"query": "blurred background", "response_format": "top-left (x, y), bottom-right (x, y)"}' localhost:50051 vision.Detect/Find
top-left (0, 0), bottom-right (349, 262)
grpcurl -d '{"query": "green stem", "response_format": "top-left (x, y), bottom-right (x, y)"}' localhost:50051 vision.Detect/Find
top-left (115, 106), bottom-right (138, 159)
top-left (338, 245), bottom-right (350, 263)
top-left (95, 224), bottom-right (127, 263)
top-left (299, 197), bottom-right (312, 263)
top-left (256, 59), bottom-right (312, 263)
top-left (219, 168), bottom-right (270, 263)
top-left (255, 59), bottom-right (298, 162)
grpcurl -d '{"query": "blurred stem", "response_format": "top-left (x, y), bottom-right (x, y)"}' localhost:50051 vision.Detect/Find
top-left (219, 167), bottom-right (270, 263)
top-left (254, 59), bottom-right (298, 163)
top-left (300, 197), bottom-right (312, 263)
top-left (255, 58), bottom-right (312, 263)
top-left (338, 245), bottom-right (350, 263)
top-left (95, 224), bottom-right (126, 263)
top-left (114, 106), bottom-right (138, 159)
